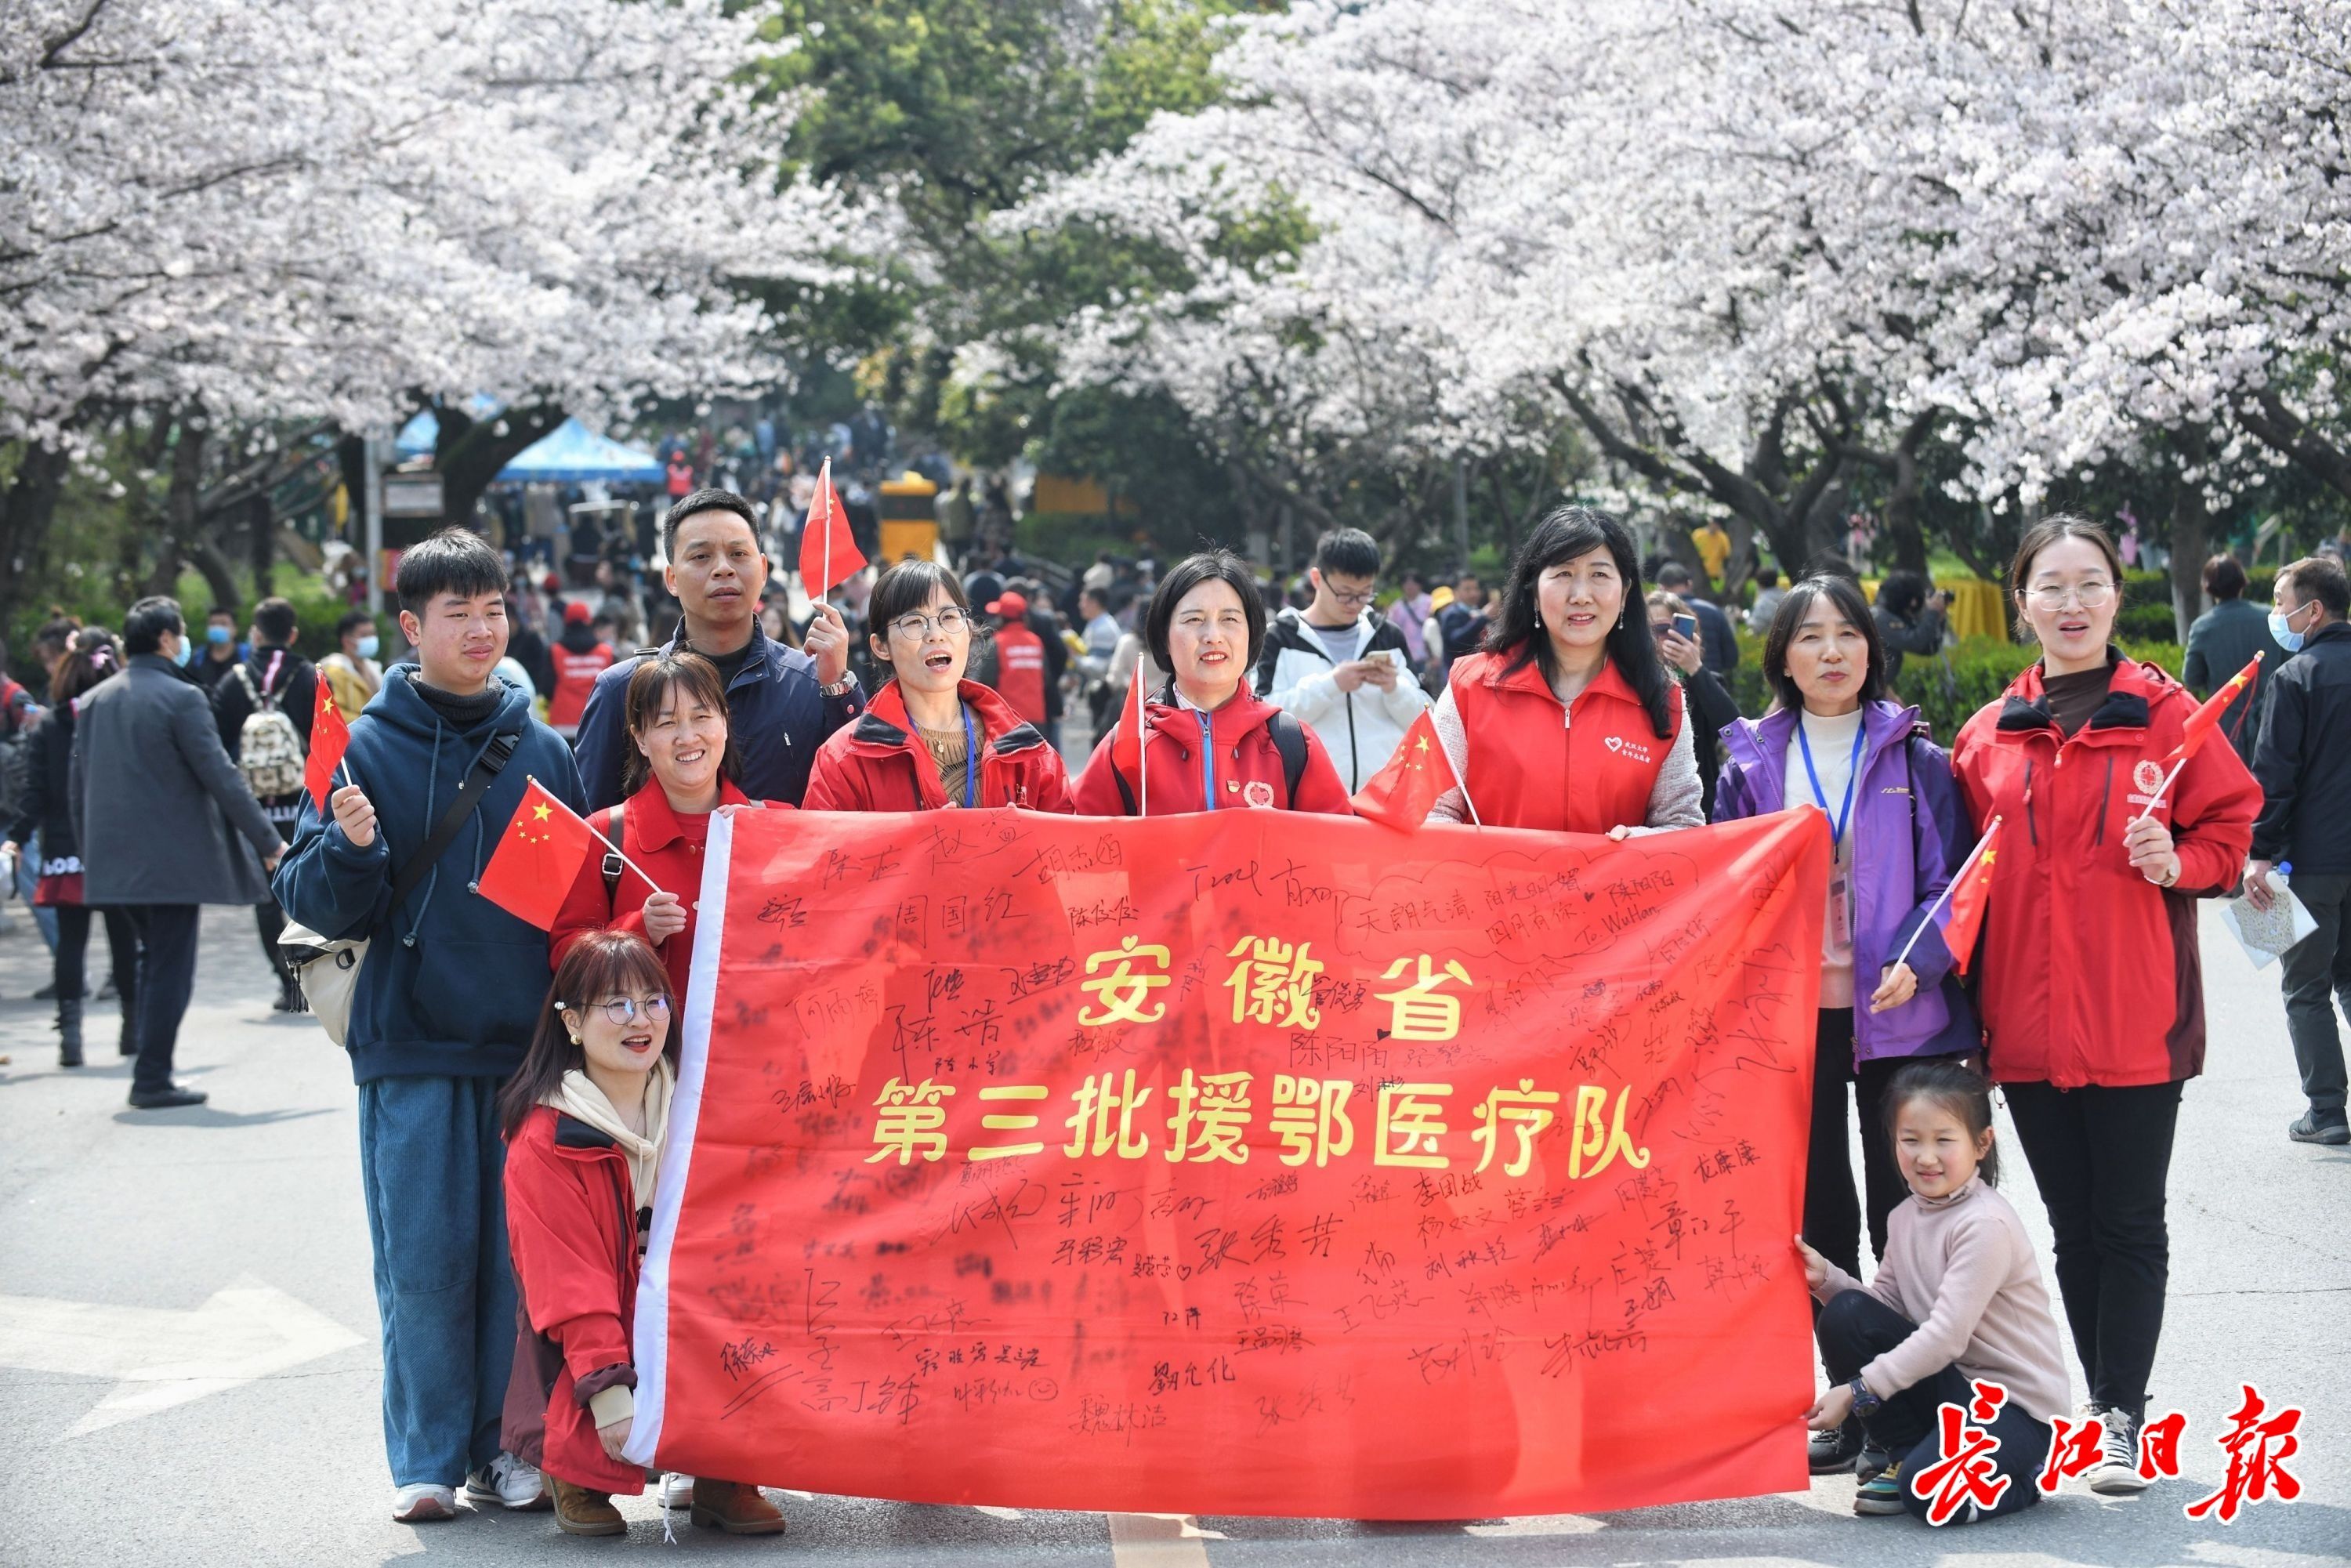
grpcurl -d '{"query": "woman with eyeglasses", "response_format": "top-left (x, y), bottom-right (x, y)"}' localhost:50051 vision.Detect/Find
top-left (1948, 516), bottom-right (2259, 1494)
top-left (803, 559), bottom-right (1073, 813)
top-left (498, 929), bottom-right (787, 1536)
top-left (550, 650), bottom-right (780, 1009)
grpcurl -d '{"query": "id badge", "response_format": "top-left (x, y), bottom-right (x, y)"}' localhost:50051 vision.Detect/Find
top-left (1828, 871), bottom-right (1853, 954)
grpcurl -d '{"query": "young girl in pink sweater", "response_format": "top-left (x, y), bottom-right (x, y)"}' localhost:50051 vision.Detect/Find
top-left (1798, 1060), bottom-right (2070, 1522)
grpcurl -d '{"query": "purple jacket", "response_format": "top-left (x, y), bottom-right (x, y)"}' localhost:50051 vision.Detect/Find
top-left (1712, 701), bottom-right (1980, 1064)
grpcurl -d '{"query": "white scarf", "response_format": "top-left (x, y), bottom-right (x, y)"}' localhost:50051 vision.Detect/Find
top-left (548, 1059), bottom-right (673, 1215)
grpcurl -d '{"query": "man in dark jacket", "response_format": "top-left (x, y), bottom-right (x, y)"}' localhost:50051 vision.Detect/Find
top-left (574, 487), bottom-right (863, 810)
top-left (273, 528), bottom-right (580, 1522)
top-left (1654, 562), bottom-right (1741, 675)
top-left (2246, 555), bottom-right (2351, 1145)
top-left (211, 596), bottom-right (318, 1011)
top-left (2183, 553), bottom-right (2284, 761)
top-left (71, 596), bottom-right (283, 1108)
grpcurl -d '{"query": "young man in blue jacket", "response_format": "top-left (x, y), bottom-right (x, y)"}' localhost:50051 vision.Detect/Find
top-left (572, 487), bottom-right (861, 810)
top-left (273, 528), bottom-right (582, 1523)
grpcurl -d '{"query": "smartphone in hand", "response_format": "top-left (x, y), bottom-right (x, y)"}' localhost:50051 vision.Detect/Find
top-left (1672, 613), bottom-right (1698, 641)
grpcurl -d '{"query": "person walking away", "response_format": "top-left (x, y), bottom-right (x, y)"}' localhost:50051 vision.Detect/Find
top-left (3, 630), bottom-right (139, 1065)
top-left (1076, 585), bottom-right (1123, 737)
top-left (2183, 554), bottom-right (2284, 762)
top-left (1393, 571), bottom-right (1433, 670)
top-left (1872, 572), bottom-right (1951, 698)
top-left (0, 632), bottom-right (55, 961)
top-left (319, 609), bottom-right (385, 722)
top-left (210, 596), bottom-right (318, 1012)
top-left (1800, 1062), bottom-right (2067, 1521)
top-left (71, 596), bottom-right (283, 1107)
top-left (1746, 566), bottom-right (1788, 635)
top-left (1425, 507), bottom-right (1703, 836)
top-left (498, 930), bottom-right (786, 1536)
top-left (574, 489), bottom-right (861, 811)
top-left (1950, 516), bottom-right (2259, 1494)
top-left (273, 528), bottom-right (584, 1523)
top-left (806, 562), bottom-right (1073, 813)
top-left (2244, 556), bottom-right (2351, 1144)
top-left (1431, 574), bottom-right (1488, 682)
top-left (1073, 552), bottom-right (1351, 816)
top-left (1653, 562), bottom-right (1739, 675)
top-left (1647, 591), bottom-right (1742, 820)
top-left (547, 603), bottom-right (615, 741)
top-left (1715, 575), bottom-right (1980, 1477)
top-left (1690, 517), bottom-right (1733, 592)
top-left (1255, 527), bottom-right (1433, 793)
top-left (983, 589), bottom-right (1051, 731)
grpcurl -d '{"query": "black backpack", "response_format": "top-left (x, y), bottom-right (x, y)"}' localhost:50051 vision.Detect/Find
top-left (1112, 713), bottom-right (1310, 814)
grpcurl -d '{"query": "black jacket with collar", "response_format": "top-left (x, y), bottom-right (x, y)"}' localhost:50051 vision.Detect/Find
top-left (2251, 619), bottom-right (2351, 871)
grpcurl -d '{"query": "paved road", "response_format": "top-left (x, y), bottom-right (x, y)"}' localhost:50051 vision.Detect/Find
top-left (1, 898), bottom-right (2344, 1567)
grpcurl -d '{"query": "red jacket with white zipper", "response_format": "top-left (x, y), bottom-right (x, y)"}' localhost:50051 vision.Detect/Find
top-left (1951, 654), bottom-right (2261, 1088)
top-left (1070, 682), bottom-right (1353, 817)
top-left (802, 679), bottom-right (1074, 813)
top-left (502, 1104), bottom-right (645, 1494)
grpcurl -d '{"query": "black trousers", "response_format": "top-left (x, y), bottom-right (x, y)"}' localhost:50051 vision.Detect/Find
top-left (2001, 1077), bottom-right (2182, 1420)
top-left (254, 898), bottom-right (295, 986)
top-left (1806, 1009), bottom-right (1935, 1275)
top-left (125, 904), bottom-right (201, 1094)
top-left (53, 904), bottom-right (137, 1005)
top-left (1816, 1288), bottom-right (2049, 1523)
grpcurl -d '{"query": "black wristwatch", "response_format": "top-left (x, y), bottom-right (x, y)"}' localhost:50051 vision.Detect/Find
top-left (1849, 1376), bottom-right (1884, 1417)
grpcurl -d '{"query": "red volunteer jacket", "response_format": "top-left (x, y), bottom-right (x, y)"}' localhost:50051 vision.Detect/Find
top-left (502, 1105), bottom-right (646, 1494)
top-left (1951, 654), bottom-right (2260, 1088)
top-left (549, 778), bottom-right (766, 1006)
top-left (548, 641), bottom-right (615, 731)
top-left (1070, 683), bottom-right (1353, 817)
top-left (990, 619), bottom-right (1050, 726)
top-left (802, 679), bottom-right (1074, 813)
top-left (1445, 652), bottom-right (1683, 834)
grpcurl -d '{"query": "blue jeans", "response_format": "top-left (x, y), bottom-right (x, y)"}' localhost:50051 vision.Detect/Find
top-left (14, 830), bottom-right (58, 952)
top-left (359, 1075), bottom-right (517, 1487)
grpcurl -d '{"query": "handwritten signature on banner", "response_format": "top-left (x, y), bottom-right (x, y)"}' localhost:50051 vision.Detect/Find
top-left (639, 806), bottom-right (1832, 1519)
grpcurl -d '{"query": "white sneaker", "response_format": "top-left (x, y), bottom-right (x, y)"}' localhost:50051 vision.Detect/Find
top-left (657, 1472), bottom-right (697, 1509)
top-left (465, 1451), bottom-right (549, 1511)
top-left (2087, 1407), bottom-right (2149, 1495)
top-left (392, 1483), bottom-right (458, 1523)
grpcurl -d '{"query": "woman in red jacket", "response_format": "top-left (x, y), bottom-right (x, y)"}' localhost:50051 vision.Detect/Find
top-left (550, 650), bottom-right (779, 1006)
top-left (498, 929), bottom-right (784, 1536)
top-left (1427, 505), bottom-right (1702, 835)
top-left (1950, 516), bottom-right (2259, 1494)
top-left (802, 560), bottom-right (1073, 812)
top-left (1071, 550), bottom-right (1351, 815)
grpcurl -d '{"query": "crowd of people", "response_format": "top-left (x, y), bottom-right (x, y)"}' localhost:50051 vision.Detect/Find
top-left (2, 481), bottom-right (2347, 1537)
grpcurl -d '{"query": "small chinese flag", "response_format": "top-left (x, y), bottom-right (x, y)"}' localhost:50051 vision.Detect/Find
top-left (1941, 818), bottom-right (2003, 978)
top-left (475, 777), bottom-right (595, 929)
top-left (796, 455), bottom-right (866, 599)
top-left (1351, 709), bottom-right (1458, 831)
top-left (306, 678), bottom-right (352, 814)
top-left (2162, 652), bottom-right (2261, 766)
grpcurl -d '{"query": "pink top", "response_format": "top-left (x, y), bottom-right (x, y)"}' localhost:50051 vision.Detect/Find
top-left (1813, 1176), bottom-right (2070, 1423)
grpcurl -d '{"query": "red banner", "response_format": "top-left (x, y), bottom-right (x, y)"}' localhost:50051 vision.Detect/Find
top-left (629, 806), bottom-right (1828, 1518)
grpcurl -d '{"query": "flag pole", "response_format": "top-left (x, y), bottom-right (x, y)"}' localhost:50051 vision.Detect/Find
top-left (1136, 683), bottom-right (1150, 818)
top-left (2130, 757), bottom-right (2190, 824)
top-left (2136, 651), bottom-right (2262, 822)
top-left (818, 456), bottom-right (831, 601)
top-left (1889, 816), bottom-right (2000, 973)
top-left (533, 775), bottom-right (671, 899)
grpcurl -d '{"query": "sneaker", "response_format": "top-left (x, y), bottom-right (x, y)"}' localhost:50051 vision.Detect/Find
top-left (127, 1085), bottom-right (208, 1110)
top-left (1808, 1424), bottom-right (1861, 1474)
top-left (1853, 1461), bottom-right (1907, 1515)
top-left (2088, 1407), bottom-right (2148, 1495)
top-left (95, 976), bottom-right (118, 1001)
top-left (392, 1483), bottom-right (458, 1523)
top-left (657, 1472), bottom-right (697, 1509)
top-left (2288, 1110), bottom-right (2350, 1146)
top-left (465, 1451), bottom-right (549, 1511)
top-left (1856, 1439), bottom-right (1892, 1485)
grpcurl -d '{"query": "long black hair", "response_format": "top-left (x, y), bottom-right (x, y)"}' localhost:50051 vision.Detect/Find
top-left (1491, 505), bottom-right (1674, 740)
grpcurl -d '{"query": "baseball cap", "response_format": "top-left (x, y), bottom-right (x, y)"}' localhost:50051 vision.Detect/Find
top-left (987, 592), bottom-right (1028, 618)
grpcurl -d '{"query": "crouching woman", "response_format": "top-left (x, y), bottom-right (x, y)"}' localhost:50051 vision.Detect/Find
top-left (498, 929), bottom-right (786, 1539)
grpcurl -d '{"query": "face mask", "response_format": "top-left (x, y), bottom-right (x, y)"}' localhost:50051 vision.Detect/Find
top-left (206, 625), bottom-right (232, 646)
top-left (2269, 603), bottom-right (2316, 654)
top-left (357, 635), bottom-right (380, 660)
top-left (172, 636), bottom-right (195, 668)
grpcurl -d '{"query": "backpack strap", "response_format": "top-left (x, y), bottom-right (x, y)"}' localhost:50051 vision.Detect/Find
top-left (599, 803), bottom-right (626, 906)
top-left (387, 731), bottom-right (522, 921)
top-left (1270, 712), bottom-right (1309, 806)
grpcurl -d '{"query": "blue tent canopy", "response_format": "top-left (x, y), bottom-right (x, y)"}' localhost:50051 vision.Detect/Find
top-left (393, 410), bottom-right (664, 484)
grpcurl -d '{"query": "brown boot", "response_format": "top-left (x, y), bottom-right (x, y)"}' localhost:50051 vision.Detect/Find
top-left (548, 1475), bottom-right (625, 1537)
top-left (689, 1479), bottom-right (787, 1535)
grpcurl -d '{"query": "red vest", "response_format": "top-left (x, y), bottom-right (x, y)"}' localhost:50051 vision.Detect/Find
top-left (548, 643), bottom-right (614, 730)
top-left (1447, 651), bottom-right (1681, 834)
top-left (991, 621), bottom-right (1049, 726)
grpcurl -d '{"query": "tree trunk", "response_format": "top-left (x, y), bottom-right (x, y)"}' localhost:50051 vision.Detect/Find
top-left (0, 441), bottom-right (71, 633)
top-left (1883, 436), bottom-right (1929, 579)
top-left (2169, 426), bottom-right (2209, 646)
top-left (143, 415), bottom-right (211, 597)
top-left (433, 400), bottom-right (566, 538)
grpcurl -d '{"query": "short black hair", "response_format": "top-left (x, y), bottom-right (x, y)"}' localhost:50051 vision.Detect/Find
top-left (1313, 527), bottom-right (1380, 581)
top-left (1654, 560), bottom-right (1694, 590)
top-left (1762, 574), bottom-right (1889, 713)
top-left (125, 596), bottom-right (185, 655)
top-left (664, 487), bottom-right (760, 563)
top-left (253, 596), bottom-right (297, 646)
top-left (2281, 555), bottom-right (2351, 617)
top-left (207, 605), bottom-right (237, 623)
top-left (1145, 550), bottom-right (1266, 674)
top-left (1754, 566), bottom-right (1779, 588)
top-left (1876, 570), bottom-right (1928, 619)
top-left (2202, 554), bottom-right (2248, 601)
top-left (335, 607), bottom-right (376, 641)
top-left (396, 527), bottom-right (508, 616)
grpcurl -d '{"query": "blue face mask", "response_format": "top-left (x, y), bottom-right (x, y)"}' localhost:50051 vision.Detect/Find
top-left (357, 635), bottom-right (380, 660)
top-left (2269, 602), bottom-right (2317, 654)
top-left (206, 624), bottom-right (232, 646)
top-left (172, 636), bottom-right (195, 668)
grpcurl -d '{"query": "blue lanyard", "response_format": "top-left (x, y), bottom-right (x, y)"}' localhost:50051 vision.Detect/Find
top-left (958, 704), bottom-right (978, 809)
top-left (1797, 717), bottom-right (1867, 851)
